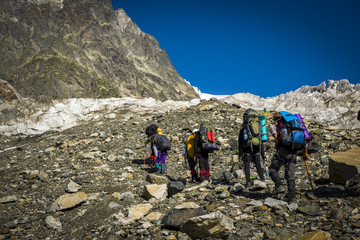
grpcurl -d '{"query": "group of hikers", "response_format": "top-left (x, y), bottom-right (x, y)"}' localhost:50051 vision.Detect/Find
top-left (144, 108), bottom-right (312, 202)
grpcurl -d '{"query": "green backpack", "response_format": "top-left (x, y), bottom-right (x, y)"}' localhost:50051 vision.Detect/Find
top-left (242, 109), bottom-right (261, 149)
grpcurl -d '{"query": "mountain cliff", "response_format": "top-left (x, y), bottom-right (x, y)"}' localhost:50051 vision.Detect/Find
top-left (0, 0), bottom-right (198, 102)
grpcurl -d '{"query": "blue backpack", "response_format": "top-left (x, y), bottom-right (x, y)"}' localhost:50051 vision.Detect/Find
top-left (278, 111), bottom-right (306, 150)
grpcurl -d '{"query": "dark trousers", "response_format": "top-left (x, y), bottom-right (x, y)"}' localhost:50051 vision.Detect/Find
top-left (243, 152), bottom-right (264, 183)
top-left (187, 156), bottom-right (197, 177)
top-left (269, 155), bottom-right (296, 196)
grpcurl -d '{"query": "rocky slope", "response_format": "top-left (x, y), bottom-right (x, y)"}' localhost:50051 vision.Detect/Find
top-left (0, 0), bottom-right (198, 102)
top-left (222, 79), bottom-right (360, 129)
top-left (0, 99), bottom-right (359, 240)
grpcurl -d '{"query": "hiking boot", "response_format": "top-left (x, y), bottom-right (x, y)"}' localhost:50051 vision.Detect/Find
top-left (245, 182), bottom-right (252, 188)
top-left (283, 193), bottom-right (296, 202)
top-left (272, 185), bottom-right (285, 195)
top-left (191, 176), bottom-right (200, 183)
top-left (199, 176), bottom-right (206, 183)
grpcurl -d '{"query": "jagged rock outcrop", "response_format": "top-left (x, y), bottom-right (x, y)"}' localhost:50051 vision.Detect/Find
top-left (222, 79), bottom-right (360, 129)
top-left (0, 0), bottom-right (198, 102)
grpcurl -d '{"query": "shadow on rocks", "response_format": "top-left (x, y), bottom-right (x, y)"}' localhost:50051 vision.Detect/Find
top-left (233, 191), bottom-right (272, 201)
top-left (313, 177), bottom-right (360, 198)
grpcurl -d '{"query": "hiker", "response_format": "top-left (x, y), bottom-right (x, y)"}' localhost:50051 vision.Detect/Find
top-left (145, 124), bottom-right (163, 166)
top-left (185, 129), bottom-right (200, 182)
top-left (194, 123), bottom-right (220, 182)
top-left (358, 110), bottom-right (360, 121)
top-left (268, 111), bottom-right (306, 201)
top-left (149, 134), bottom-right (170, 174)
top-left (238, 109), bottom-right (265, 188)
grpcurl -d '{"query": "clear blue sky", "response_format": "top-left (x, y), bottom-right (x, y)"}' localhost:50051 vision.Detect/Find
top-left (111, 0), bottom-right (360, 97)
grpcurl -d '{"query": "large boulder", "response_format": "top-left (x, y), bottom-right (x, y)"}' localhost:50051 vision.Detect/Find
top-left (141, 184), bottom-right (168, 201)
top-left (161, 207), bottom-right (204, 231)
top-left (182, 211), bottom-right (234, 239)
top-left (329, 148), bottom-right (360, 184)
top-left (49, 192), bottom-right (87, 212)
top-left (167, 181), bottom-right (184, 197)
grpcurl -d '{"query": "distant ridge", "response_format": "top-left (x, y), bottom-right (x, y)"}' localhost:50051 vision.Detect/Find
top-left (221, 79), bottom-right (360, 129)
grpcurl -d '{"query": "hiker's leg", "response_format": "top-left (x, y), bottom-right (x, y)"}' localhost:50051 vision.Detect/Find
top-left (285, 160), bottom-right (296, 198)
top-left (188, 156), bottom-right (198, 180)
top-left (269, 156), bottom-right (284, 188)
top-left (202, 152), bottom-right (210, 179)
top-left (253, 153), bottom-right (265, 181)
top-left (160, 153), bottom-right (167, 173)
top-left (199, 154), bottom-right (206, 180)
top-left (155, 161), bottom-right (160, 172)
top-left (243, 153), bottom-right (252, 185)
top-left (156, 153), bottom-right (166, 173)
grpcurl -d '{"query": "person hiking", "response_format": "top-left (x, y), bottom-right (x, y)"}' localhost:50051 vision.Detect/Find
top-left (268, 111), bottom-right (305, 202)
top-left (149, 133), bottom-right (171, 174)
top-left (145, 124), bottom-right (163, 166)
top-left (358, 110), bottom-right (360, 121)
top-left (238, 109), bottom-right (266, 188)
top-left (194, 124), bottom-right (220, 182)
top-left (185, 129), bottom-right (200, 182)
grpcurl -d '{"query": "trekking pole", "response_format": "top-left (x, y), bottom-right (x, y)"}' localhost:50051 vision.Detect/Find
top-left (303, 148), bottom-right (314, 192)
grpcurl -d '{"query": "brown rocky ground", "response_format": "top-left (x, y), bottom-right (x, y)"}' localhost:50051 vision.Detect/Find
top-left (0, 99), bottom-right (359, 240)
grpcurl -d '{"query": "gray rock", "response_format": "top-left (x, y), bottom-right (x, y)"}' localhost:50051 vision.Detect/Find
top-left (146, 174), bottom-right (169, 184)
top-left (182, 211), bottom-right (234, 239)
top-left (264, 197), bottom-right (288, 208)
top-left (49, 192), bottom-right (87, 212)
top-left (0, 195), bottom-right (17, 203)
top-left (167, 181), bottom-right (184, 197)
top-left (142, 184), bottom-right (168, 201)
top-left (124, 148), bottom-right (134, 154)
top-left (66, 179), bottom-right (82, 193)
top-left (161, 208), bottom-right (204, 230)
top-left (247, 200), bottom-right (263, 207)
top-left (45, 216), bottom-right (62, 231)
top-left (108, 201), bottom-right (121, 209)
top-left (223, 171), bottom-right (235, 181)
top-left (330, 208), bottom-right (347, 221)
top-left (298, 203), bottom-right (320, 216)
top-left (287, 203), bottom-right (298, 211)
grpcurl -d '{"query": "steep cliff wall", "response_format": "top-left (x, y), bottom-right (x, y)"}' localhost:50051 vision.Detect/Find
top-left (0, 0), bottom-right (198, 102)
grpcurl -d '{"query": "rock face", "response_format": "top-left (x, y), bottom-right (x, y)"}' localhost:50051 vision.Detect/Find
top-left (329, 148), bottom-right (360, 184)
top-left (0, 0), bottom-right (198, 102)
top-left (222, 79), bottom-right (360, 129)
